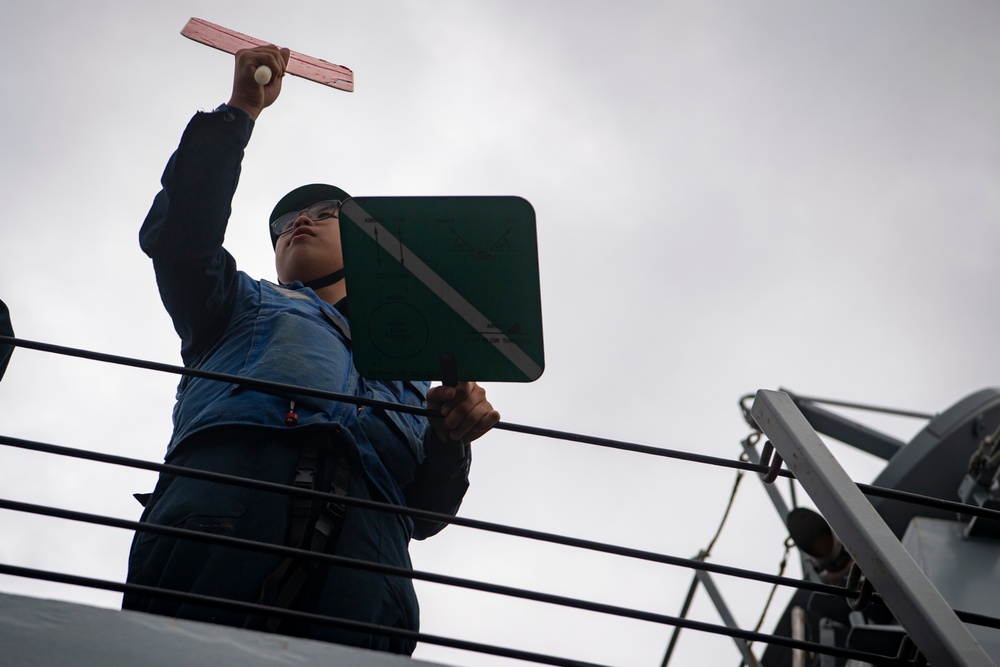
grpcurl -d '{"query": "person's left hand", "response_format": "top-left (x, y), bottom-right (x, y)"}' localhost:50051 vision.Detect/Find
top-left (427, 382), bottom-right (500, 445)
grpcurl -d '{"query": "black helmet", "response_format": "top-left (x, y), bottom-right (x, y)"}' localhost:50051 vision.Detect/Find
top-left (269, 183), bottom-right (351, 248)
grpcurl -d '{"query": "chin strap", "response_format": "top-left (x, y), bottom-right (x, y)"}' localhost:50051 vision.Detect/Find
top-left (281, 269), bottom-right (345, 290)
top-left (304, 269), bottom-right (346, 290)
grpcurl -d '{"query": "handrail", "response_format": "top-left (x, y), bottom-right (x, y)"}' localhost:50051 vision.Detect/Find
top-left (3, 335), bottom-right (1000, 665)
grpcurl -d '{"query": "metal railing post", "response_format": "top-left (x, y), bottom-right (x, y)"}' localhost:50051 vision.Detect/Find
top-left (693, 563), bottom-right (760, 666)
top-left (751, 389), bottom-right (994, 666)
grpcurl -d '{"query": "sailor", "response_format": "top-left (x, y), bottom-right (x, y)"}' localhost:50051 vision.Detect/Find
top-left (0, 299), bottom-right (13, 381)
top-left (123, 44), bottom-right (500, 655)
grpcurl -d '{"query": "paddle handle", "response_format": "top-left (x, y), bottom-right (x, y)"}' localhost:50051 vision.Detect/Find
top-left (440, 354), bottom-right (466, 460)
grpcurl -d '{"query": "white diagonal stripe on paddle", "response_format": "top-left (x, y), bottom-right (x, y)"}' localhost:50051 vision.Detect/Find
top-left (342, 200), bottom-right (541, 381)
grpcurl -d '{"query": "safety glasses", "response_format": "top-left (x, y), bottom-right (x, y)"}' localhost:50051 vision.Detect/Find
top-left (270, 199), bottom-right (343, 237)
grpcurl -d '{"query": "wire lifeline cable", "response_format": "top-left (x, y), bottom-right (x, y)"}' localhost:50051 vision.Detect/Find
top-left (0, 433), bottom-right (854, 601)
top-left (7, 337), bottom-right (1000, 650)
top-left (14, 334), bottom-right (1000, 519)
top-left (6, 336), bottom-right (1000, 554)
top-left (5, 338), bottom-right (1000, 554)
top-left (6, 437), bottom-right (1000, 636)
top-left (0, 558), bottom-right (909, 667)
top-left (5, 492), bottom-right (998, 662)
top-left (7, 494), bottom-right (759, 629)
top-left (0, 563), bottom-right (608, 667)
top-left (0, 336), bottom-right (430, 417)
top-left (509, 425), bottom-right (1000, 527)
top-left (15, 333), bottom-right (1000, 515)
top-left (5, 496), bottom-right (833, 639)
top-left (0, 336), bottom-right (784, 477)
top-left (5, 334), bottom-right (939, 501)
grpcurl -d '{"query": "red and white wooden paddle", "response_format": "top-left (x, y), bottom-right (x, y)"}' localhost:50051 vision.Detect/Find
top-left (181, 17), bottom-right (354, 92)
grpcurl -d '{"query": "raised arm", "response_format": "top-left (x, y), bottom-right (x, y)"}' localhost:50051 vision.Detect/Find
top-left (139, 46), bottom-right (290, 363)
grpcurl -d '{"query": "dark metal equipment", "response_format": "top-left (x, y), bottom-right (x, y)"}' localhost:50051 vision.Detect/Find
top-left (750, 388), bottom-right (1000, 667)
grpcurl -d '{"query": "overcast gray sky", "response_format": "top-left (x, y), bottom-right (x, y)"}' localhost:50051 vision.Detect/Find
top-left (2, 1), bottom-right (1000, 665)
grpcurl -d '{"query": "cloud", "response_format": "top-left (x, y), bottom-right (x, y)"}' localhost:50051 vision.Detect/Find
top-left (2, 2), bottom-right (1000, 665)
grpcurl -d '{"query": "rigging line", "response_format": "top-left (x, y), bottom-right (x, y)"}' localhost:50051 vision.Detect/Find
top-left (0, 335), bottom-right (793, 477)
top-left (954, 608), bottom-right (1000, 631)
top-left (0, 562), bottom-right (908, 666)
top-left (661, 466), bottom-right (747, 667)
top-left (0, 436), bottom-right (849, 601)
top-left (855, 482), bottom-right (1000, 520)
top-left (0, 564), bottom-right (609, 667)
top-left (705, 465), bottom-right (747, 557)
top-left (781, 391), bottom-right (936, 421)
top-left (750, 538), bottom-right (793, 639)
top-left (660, 575), bottom-right (700, 667)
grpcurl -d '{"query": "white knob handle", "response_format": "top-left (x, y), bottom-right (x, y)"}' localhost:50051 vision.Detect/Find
top-left (254, 65), bottom-right (272, 85)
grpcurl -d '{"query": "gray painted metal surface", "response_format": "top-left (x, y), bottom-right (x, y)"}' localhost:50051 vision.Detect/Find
top-left (751, 389), bottom-right (994, 667)
top-left (903, 517), bottom-right (1000, 659)
top-left (784, 395), bottom-right (904, 461)
top-left (692, 560), bottom-right (759, 666)
top-left (0, 591), bottom-right (447, 667)
top-left (872, 388), bottom-right (1000, 538)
